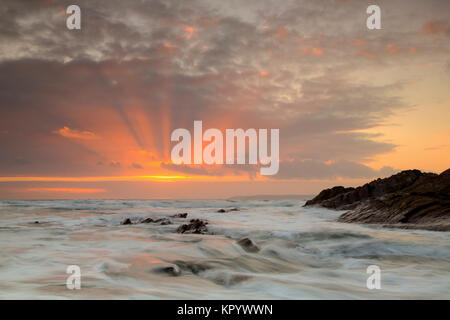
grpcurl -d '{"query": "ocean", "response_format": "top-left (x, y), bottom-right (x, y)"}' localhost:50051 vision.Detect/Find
top-left (0, 199), bottom-right (449, 299)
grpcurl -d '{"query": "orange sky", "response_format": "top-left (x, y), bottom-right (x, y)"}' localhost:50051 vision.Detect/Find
top-left (0, 0), bottom-right (449, 199)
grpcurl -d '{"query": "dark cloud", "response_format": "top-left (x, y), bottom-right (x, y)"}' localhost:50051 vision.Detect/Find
top-left (109, 161), bottom-right (121, 168)
top-left (1, 0), bottom-right (448, 180)
top-left (422, 20), bottom-right (450, 37)
top-left (131, 163), bottom-right (144, 169)
top-left (160, 162), bottom-right (259, 179)
top-left (271, 160), bottom-right (396, 180)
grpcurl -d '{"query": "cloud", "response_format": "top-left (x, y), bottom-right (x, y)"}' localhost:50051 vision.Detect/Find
top-left (54, 126), bottom-right (99, 140)
top-left (269, 160), bottom-right (396, 180)
top-left (131, 163), bottom-right (144, 169)
top-left (422, 20), bottom-right (450, 36)
top-left (0, 0), bottom-right (448, 181)
top-left (23, 187), bottom-right (106, 194)
top-left (160, 162), bottom-right (259, 178)
top-left (109, 161), bottom-right (121, 168)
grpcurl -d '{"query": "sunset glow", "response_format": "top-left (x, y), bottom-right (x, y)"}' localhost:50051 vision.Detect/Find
top-left (0, 0), bottom-right (449, 199)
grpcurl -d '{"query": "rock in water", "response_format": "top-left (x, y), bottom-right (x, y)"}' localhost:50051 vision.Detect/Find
top-left (305, 169), bottom-right (450, 231)
top-left (121, 218), bottom-right (133, 225)
top-left (171, 213), bottom-right (188, 218)
top-left (157, 218), bottom-right (172, 225)
top-left (217, 208), bottom-right (239, 213)
top-left (141, 217), bottom-right (172, 225)
top-left (304, 186), bottom-right (355, 208)
top-left (176, 219), bottom-right (208, 234)
top-left (236, 238), bottom-right (260, 253)
top-left (152, 265), bottom-right (181, 276)
top-left (304, 170), bottom-right (433, 210)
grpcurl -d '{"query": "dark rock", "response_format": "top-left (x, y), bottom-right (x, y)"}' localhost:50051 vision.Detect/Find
top-left (304, 186), bottom-right (354, 207)
top-left (176, 219), bottom-right (208, 234)
top-left (157, 218), bottom-right (172, 225)
top-left (174, 261), bottom-right (211, 274)
top-left (217, 208), bottom-right (240, 213)
top-left (141, 217), bottom-right (172, 225)
top-left (171, 213), bottom-right (188, 218)
top-left (121, 218), bottom-right (133, 225)
top-left (152, 265), bottom-right (181, 276)
top-left (34, 221), bottom-right (40, 224)
top-left (304, 170), bottom-right (435, 210)
top-left (210, 274), bottom-right (252, 286)
top-left (306, 169), bottom-right (450, 231)
top-left (236, 238), bottom-right (260, 253)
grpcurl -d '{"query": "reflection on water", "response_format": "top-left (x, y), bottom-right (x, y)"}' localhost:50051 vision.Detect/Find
top-left (0, 199), bottom-right (449, 299)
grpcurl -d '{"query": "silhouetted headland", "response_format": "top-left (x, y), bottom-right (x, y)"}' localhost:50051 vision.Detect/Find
top-left (305, 169), bottom-right (450, 231)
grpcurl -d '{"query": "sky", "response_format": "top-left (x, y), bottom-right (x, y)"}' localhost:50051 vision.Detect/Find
top-left (0, 0), bottom-right (449, 199)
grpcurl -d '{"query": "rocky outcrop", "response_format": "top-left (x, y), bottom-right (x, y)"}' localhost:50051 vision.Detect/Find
top-left (141, 217), bottom-right (172, 225)
top-left (121, 217), bottom-right (173, 225)
top-left (304, 170), bottom-right (436, 210)
top-left (305, 169), bottom-right (450, 231)
top-left (304, 186), bottom-right (355, 208)
top-left (176, 219), bottom-right (209, 234)
top-left (170, 213), bottom-right (188, 218)
top-left (152, 265), bottom-right (181, 276)
top-left (217, 208), bottom-right (240, 213)
top-left (121, 218), bottom-right (133, 225)
top-left (236, 238), bottom-right (260, 253)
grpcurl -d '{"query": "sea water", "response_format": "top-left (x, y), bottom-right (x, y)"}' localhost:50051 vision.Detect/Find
top-left (0, 199), bottom-right (448, 299)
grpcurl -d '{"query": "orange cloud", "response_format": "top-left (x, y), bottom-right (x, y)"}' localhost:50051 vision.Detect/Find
top-left (302, 47), bottom-right (324, 56)
top-left (352, 39), bottom-right (366, 47)
top-left (54, 126), bottom-right (99, 140)
top-left (24, 188), bottom-right (106, 194)
top-left (158, 43), bottom-right (177, 55)
top-left (387, 44), bottom-right (401, 54)
top-left (181, 24), bottom-right (195, 39)
top-left (422, 20), bottom-right (450, 36)
top-left (277, 26), bottom-right (287, 39)
top-left (358, 49), bottom-right (377, 61)
top-left (311, 48), bottom-right (324, 56)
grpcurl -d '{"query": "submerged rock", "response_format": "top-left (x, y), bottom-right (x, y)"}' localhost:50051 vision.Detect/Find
top-left (152, 265), bottom-right (181, 276)
top-left (217, 208), bottom-right (240, 213)
top-left (121, 218), bottom-right (133, 225)
top-left (236, 238), bottom-right (260, 253)
top-left (174, 260), bottom-right (212, 274)
top-left (176, 219), bottom-right (208, 234)
top-left (305, 169), bottom-right (450, 231)
top-left (157, 218), bottom-right (172, 225)
top-left (141, 217), bottom-right (172, 225)
top-left (171, 213), bottom-right (188, 218)
top-left (121, 217), bottom-right (172, 225)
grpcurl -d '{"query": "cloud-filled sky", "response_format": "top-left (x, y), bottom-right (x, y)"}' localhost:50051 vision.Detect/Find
top-left (0, 0), bottom-right (449, 199)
